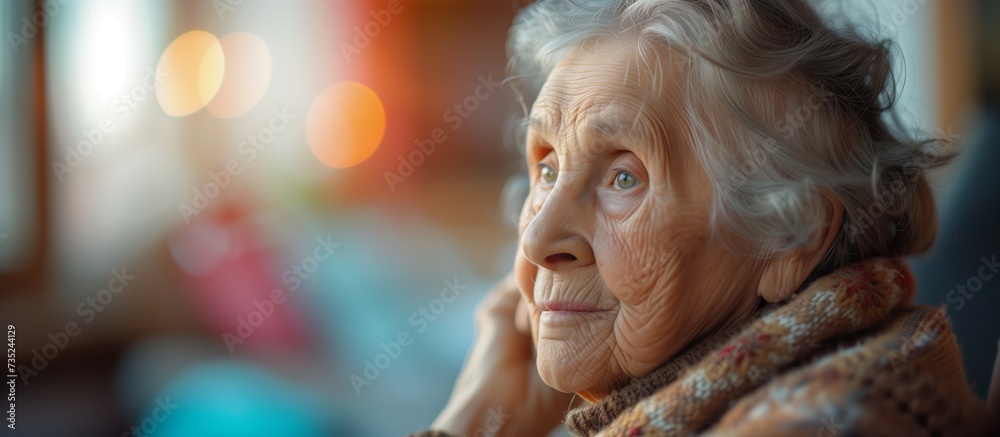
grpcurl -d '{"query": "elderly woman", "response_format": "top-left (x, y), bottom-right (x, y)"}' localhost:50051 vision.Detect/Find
top-left (415, 0), bottom-right (999, 436)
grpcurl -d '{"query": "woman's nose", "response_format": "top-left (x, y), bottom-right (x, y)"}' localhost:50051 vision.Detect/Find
top-left (520, 187), bottom-right (595, 271)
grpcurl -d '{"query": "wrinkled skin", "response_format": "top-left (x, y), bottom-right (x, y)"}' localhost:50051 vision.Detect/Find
top-left (432, 37), bottom-right (840, 436)
top-left (513, 39), bottom-right (764, 399)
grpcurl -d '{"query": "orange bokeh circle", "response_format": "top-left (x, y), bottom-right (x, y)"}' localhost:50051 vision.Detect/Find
top-left (306, 82), bottom-right (386, 169)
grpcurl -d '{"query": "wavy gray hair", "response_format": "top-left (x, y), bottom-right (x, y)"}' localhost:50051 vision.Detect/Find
top-left (507, 0), bottom-right (953, 274)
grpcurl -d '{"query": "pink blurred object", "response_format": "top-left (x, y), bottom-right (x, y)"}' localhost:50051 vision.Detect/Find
top-left (168, 203), bottom-right (309, 353)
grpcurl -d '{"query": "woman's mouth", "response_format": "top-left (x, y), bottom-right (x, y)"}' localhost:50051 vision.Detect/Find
top-left (536, 301), bottom-right (611, 327)
top-left (536, 301), bottom-right (601, 312)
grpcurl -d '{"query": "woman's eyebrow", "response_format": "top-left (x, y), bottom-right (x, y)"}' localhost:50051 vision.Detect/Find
top-left (524, 113), bottom-right (657, 151)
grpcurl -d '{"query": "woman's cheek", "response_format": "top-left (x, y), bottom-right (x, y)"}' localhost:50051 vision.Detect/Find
top-left (594, 217), bottom-right (660, 305)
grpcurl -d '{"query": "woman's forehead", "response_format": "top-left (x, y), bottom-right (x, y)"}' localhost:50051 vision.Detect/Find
top-left (528, 99), bottom-right (644, 143)
top-left (529, 42), bottom-right (687, 147)
top-left (533, 40), bottom-right (685, 119)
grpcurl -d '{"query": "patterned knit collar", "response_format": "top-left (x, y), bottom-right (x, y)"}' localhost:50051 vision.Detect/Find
top-left (564, 258), bottom-right (915, 436)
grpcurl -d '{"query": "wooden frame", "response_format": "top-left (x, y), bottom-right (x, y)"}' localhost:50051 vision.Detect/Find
top-left (0, 0), bottom-right (49, 292)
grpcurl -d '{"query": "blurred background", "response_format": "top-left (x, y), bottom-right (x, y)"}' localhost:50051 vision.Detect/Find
top-left (0, 0), bottom-right (997, 436)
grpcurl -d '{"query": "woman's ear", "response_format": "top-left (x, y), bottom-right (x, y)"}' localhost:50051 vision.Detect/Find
top-left (757, 190), bottom-right (844, 302)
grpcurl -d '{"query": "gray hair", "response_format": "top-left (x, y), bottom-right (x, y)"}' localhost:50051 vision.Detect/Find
top-left (507, 0), bottom-right (954, 274)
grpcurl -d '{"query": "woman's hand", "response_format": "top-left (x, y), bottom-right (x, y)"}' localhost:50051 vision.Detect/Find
top-left (430, 273), bottom-right (575, 436)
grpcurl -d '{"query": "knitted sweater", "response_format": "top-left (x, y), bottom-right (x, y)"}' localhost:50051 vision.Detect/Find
top-left (415, 258), bottom-right (997, 437)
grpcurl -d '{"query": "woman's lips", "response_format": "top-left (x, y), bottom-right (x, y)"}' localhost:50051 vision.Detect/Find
top-left (536, 302), bottom-right (610, 328)
top-left (536, 301), bottom-right (601, 312)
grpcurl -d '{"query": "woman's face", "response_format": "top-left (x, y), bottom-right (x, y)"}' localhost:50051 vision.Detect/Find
top-left (514, 40), bottom-right (761, 398)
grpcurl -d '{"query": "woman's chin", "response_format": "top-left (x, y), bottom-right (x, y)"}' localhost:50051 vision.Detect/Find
top-left (535, 346), bottom-right (608, 396)
top-left (537, 368), bottom-right (617, 401)
top-left (536, 363), bottom-right (585, 394)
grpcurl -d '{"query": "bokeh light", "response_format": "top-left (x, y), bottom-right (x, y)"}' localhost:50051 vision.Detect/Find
top-left (207, 32), bottom-right (272, 118)
top-left (88, 14), bottom-right (127, 102)
top-left (306, 81), bottom-right (386, 169)
top-left (155, 30), bottom-right (225, 116)
top-left (66, 0), bottom-right (154, 119)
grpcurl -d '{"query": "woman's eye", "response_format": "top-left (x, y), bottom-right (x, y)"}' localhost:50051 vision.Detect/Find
top-left (538, 164), bottom-right (557, 184)
top-left (614, 171), bottom-right (639, 189)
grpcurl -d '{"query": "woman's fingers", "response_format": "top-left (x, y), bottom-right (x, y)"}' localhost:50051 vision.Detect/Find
top-left (466, 274), bottom-right (533, 365)
top-left (474, 273), bottom-right (519, 327)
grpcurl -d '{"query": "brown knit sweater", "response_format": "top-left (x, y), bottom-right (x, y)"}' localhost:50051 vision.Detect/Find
top-left (413, 259), bottom-right (998, 437)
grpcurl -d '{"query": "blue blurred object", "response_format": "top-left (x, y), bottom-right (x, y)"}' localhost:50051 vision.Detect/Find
top-left (135, 360), bottom-right (338, 437)
top-left (911, 108), bottom-right (1000, 399)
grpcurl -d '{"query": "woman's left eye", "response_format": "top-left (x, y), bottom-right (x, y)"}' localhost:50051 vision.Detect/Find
top-left (614, 171), bottom-right (639, 189)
